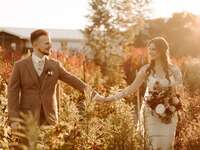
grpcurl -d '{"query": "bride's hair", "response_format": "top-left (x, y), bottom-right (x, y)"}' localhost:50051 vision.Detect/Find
top-left (146, 37), bottom-right (171, 83)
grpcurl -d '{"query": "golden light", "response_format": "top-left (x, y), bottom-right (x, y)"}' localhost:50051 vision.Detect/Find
top-left (151, 0), bottom-right (200, 18)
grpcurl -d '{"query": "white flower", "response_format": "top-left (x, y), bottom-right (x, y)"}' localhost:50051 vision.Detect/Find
top-left (155, 104), bottom-right (166, 115)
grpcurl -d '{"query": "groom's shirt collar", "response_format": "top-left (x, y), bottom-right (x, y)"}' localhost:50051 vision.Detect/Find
top-left (32, 52), bottom-right (47, 63)
top-left (32, 52), bottom-right (48, 76)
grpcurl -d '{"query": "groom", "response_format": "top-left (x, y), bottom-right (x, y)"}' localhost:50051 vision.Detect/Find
top-left (7, 29), bottom-right (102, 127)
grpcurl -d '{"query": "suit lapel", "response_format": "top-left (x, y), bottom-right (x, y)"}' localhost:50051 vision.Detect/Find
top-left (25, 56), bottom-right (40, 86)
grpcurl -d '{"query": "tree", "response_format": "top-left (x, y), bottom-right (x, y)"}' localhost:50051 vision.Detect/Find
top-left (135, 12), bottom-right (200, 57)
top-left (84, 0), bottom-right (151, 85)
top-left (165, 12), bottom-right (198, 57)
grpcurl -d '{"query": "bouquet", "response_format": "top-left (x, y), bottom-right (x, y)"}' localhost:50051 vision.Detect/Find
top-left (145, 81), bottom-right (182, 124)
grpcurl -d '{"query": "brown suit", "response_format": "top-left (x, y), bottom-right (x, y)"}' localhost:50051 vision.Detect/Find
top-left (8, 56), bottom-right (89, 125)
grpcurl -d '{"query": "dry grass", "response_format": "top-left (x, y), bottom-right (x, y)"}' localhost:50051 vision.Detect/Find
top-left (0, 56), bottom-right (200, 149)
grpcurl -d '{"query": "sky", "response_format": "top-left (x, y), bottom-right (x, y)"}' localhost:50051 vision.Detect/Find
top-left (151, 0), bottom-right (200, 18)
top-left (0, 0), bottom-right (200, 29)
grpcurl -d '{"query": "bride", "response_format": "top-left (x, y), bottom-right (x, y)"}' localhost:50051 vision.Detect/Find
top-left (95, 37), bottom-right (183, 150)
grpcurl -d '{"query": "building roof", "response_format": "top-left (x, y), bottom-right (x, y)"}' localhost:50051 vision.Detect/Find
top-left (0, 27), bottom-right (84, 40)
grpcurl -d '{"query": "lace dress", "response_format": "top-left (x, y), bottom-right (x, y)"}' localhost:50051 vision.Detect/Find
top-left (138, 65), bottom-right (183, 150)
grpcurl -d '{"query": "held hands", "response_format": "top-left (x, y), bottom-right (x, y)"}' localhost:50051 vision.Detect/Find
top-left (92, 93), bottom-right (116, 102)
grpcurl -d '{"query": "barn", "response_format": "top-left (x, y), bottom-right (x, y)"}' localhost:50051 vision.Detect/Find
top-left (0, 27), bottom-right (85, 61)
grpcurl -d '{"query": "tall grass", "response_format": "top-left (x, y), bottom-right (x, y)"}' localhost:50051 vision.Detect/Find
top-left (0, 53), bottom-right (200, 149)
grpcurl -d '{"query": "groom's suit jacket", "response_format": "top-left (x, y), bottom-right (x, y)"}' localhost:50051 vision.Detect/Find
top-left (8, 55), bottom-right (88, 125)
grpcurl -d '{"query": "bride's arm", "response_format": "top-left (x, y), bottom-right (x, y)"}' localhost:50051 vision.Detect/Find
top-left (105, 65), bottom-right (149, 102)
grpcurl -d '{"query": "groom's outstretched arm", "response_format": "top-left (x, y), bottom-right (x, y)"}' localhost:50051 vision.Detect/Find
top-left (7, 62), bottom-right (21, 122)
top-left (58, 62), bottom-right (96, 96)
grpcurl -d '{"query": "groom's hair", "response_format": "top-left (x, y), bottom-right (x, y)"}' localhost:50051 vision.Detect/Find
top-left (30, 29), bottom-right (49, 44)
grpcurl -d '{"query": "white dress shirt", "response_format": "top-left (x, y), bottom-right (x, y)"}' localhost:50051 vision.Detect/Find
top-left (32, 52), bottom-right (46, 76)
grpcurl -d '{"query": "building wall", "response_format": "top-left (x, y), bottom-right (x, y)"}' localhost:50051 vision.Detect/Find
top-left (0, 32), bottom-right (26, 52)
top-left (68, 39), bottom-right (84, 51)
top-left (50, 39), bottom-right (84, 52)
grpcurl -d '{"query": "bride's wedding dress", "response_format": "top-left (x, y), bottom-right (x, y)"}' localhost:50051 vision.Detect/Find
top-left (104, 64), bottom-right (183, 150)
top-left (138, 65), bottom-right (183, 150)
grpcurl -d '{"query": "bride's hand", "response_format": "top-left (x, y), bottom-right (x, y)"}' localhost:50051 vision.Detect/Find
top-left (104, 95), bottom-right (117, 102)
top-left (92, 93), bottom-right (118, 102)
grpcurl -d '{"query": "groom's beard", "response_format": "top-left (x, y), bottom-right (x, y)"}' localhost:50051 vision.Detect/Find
top-left (42, 51), bottom-right (49, 56)
top-left (39, 48), bottom-right (50, 56)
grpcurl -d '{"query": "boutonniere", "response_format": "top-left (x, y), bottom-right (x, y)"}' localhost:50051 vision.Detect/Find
top-left (46, 69), bottom-right (54, 76)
